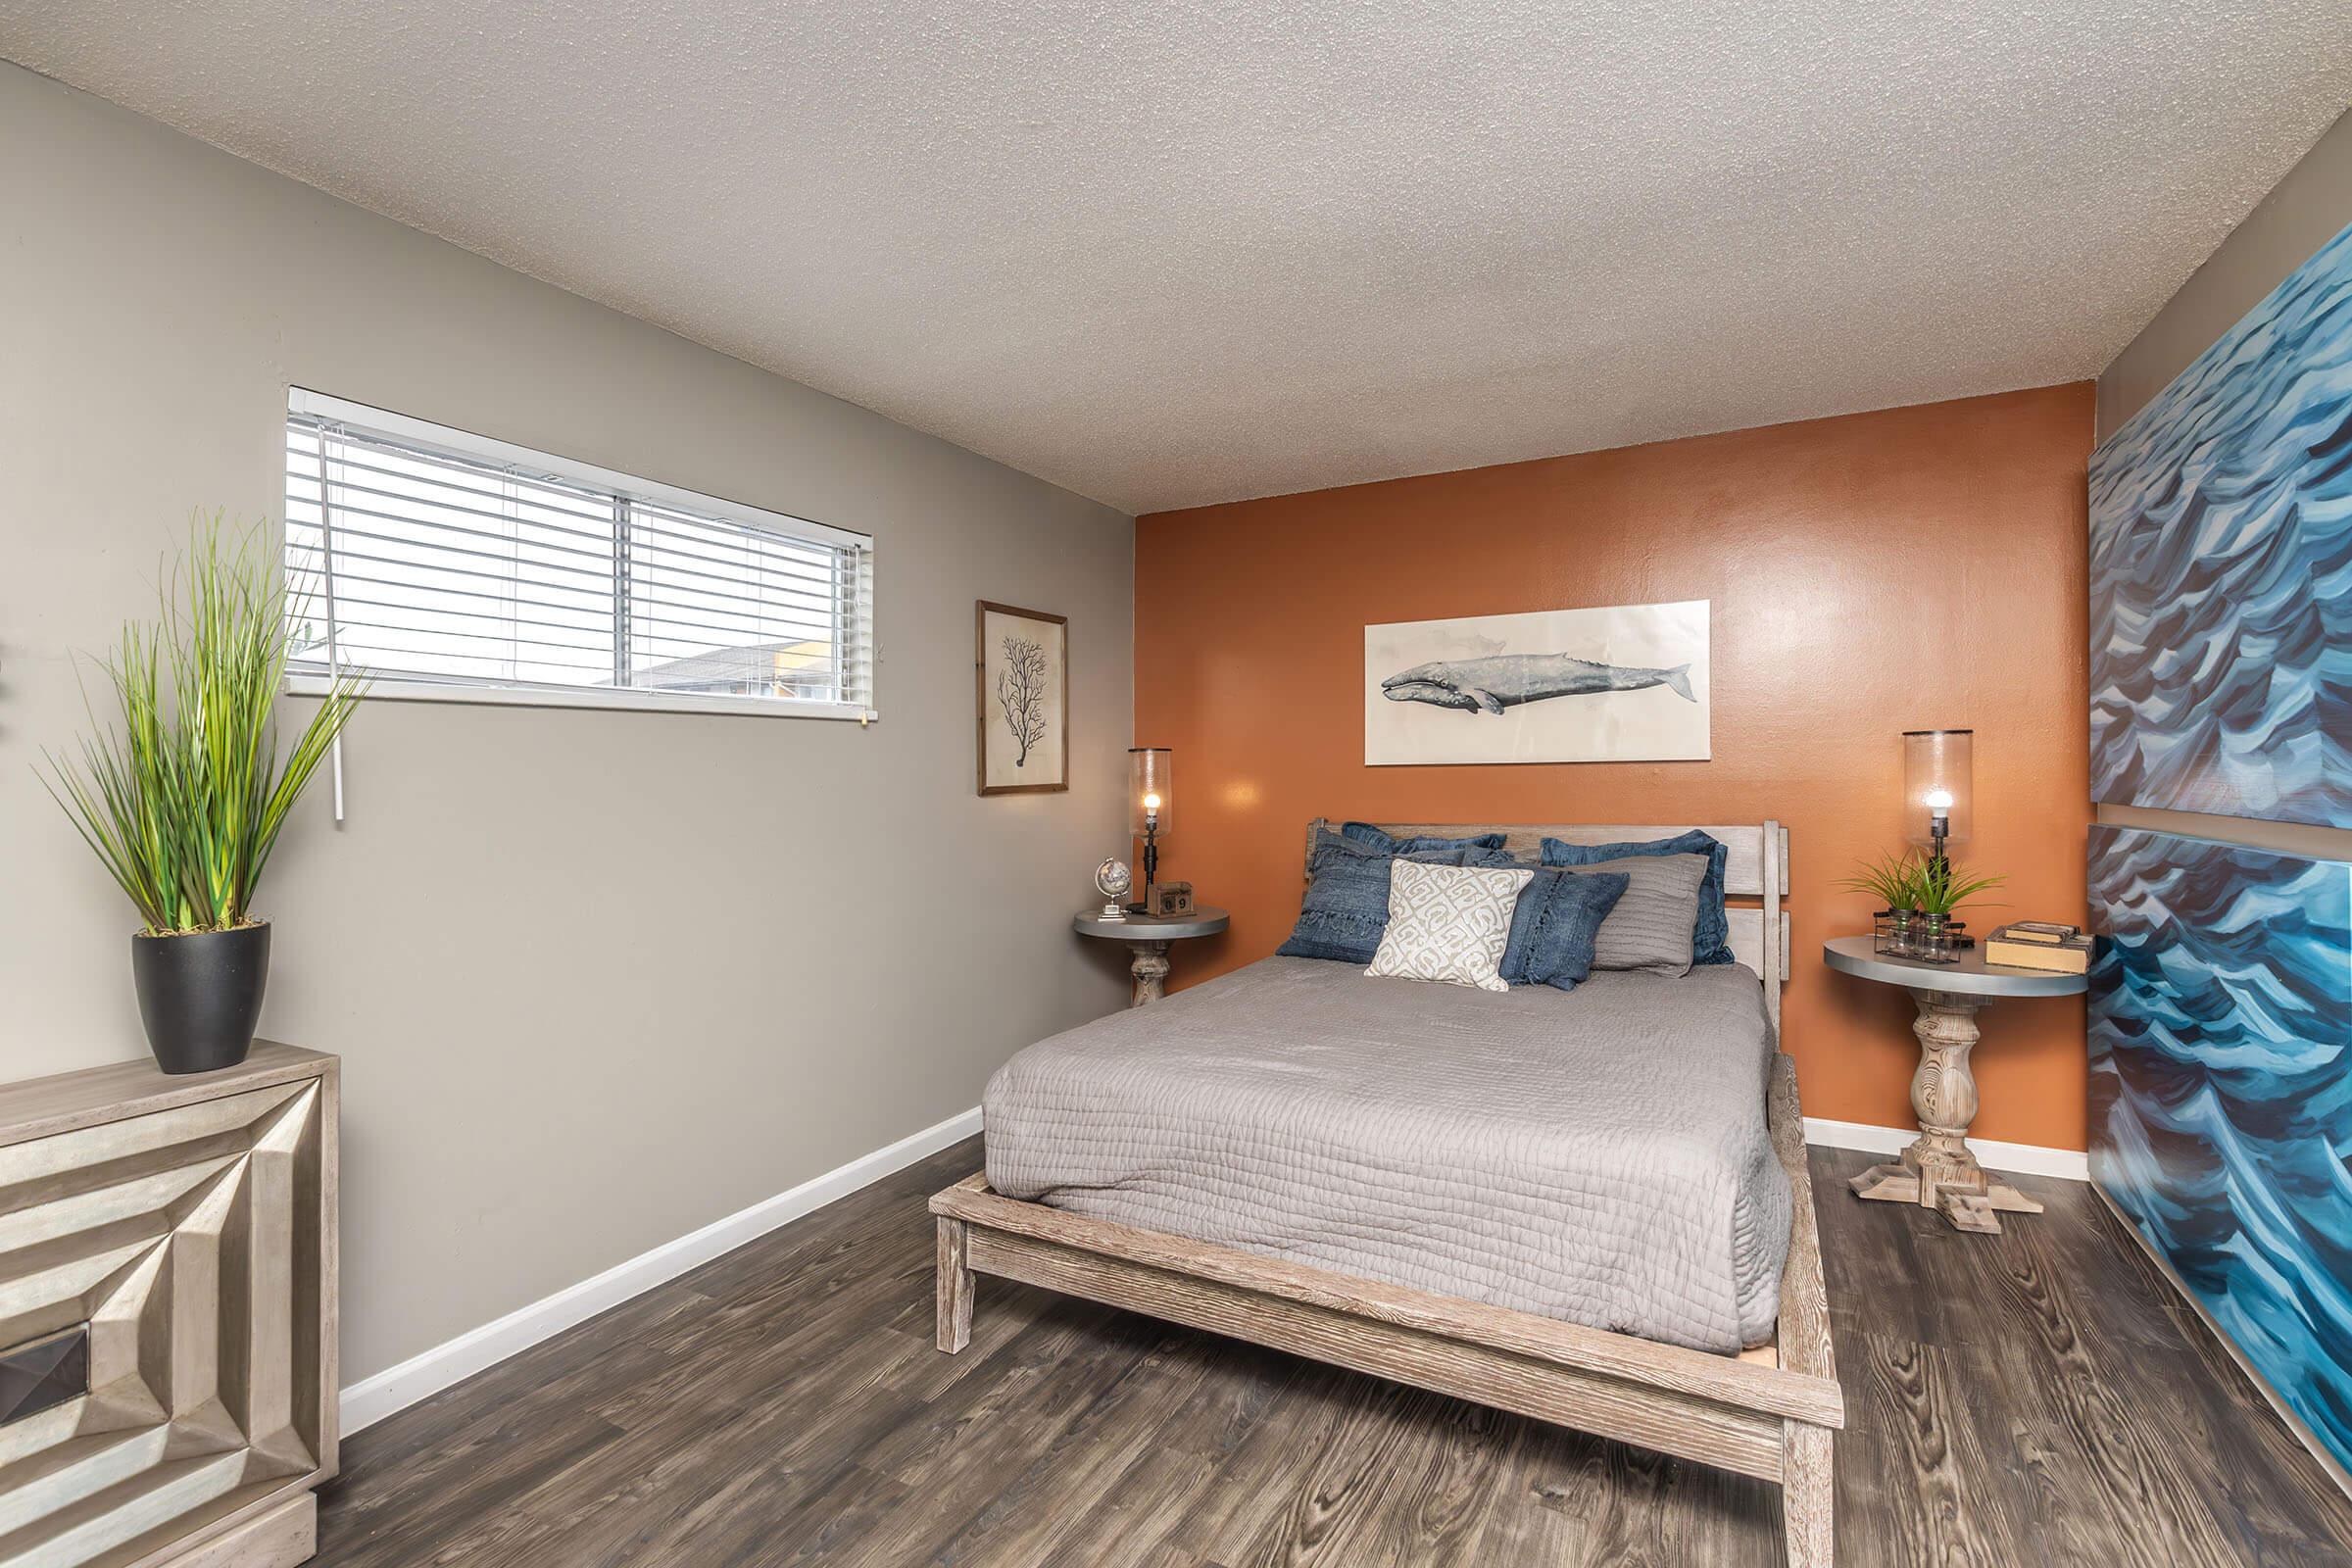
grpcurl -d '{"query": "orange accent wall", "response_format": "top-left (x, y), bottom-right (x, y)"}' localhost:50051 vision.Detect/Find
top-left (1134, 382), bottom-right (2095, 1151)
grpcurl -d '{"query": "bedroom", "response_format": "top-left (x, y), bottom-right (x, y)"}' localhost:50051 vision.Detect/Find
top-left (0, 4), bottom-right (2347, 1565)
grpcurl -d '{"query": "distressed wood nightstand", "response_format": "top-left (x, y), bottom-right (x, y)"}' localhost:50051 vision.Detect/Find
top-left (1073, 906), bottom-right (1230, 1005)
top-left (1823, 935), bottom-right (2084, 1234)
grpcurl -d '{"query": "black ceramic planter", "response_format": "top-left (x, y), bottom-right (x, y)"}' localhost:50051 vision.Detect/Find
top-left (130, 922), bottom-right (270, 1074)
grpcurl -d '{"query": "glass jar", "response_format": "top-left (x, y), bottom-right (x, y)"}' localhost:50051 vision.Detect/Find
top-left (1873, 909), bottom-right (1911, 957)
top-left (1911, 913), bottom-right (1966, 963)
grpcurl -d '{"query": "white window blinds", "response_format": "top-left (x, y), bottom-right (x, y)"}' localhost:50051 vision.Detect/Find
top-left (283, 390), bottom-right (876, 720)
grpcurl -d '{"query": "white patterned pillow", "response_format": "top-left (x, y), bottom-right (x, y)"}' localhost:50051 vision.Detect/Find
top-left (1365, 858), bottom-right (1534, 992)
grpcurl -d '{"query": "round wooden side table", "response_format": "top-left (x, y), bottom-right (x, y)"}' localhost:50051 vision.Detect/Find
top-left (1073, 906), bottom-right (1229, 1007)
top-left (1822, 934), bottom-right (2086, 1235)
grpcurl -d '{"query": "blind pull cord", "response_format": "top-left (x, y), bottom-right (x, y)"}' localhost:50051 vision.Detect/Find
top-left (318, 429), bottom-right (349, 825)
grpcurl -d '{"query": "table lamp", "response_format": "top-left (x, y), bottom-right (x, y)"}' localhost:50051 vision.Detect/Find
top-left (1902, 728), bottom-right (1974, 871)
top-left (1127, 747), bottom-right (1171, 913)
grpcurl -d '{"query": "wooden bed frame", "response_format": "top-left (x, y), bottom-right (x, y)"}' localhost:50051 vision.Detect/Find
top-left (932, 819), bottom-right (1840, 1565)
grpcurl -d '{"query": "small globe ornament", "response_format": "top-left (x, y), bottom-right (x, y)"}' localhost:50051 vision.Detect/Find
top-left (1095, 858), bottom-right (1133, 919)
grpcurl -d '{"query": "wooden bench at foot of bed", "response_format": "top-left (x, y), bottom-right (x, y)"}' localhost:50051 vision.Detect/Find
top-left (931, 1051), bottom-right (1841, 1567)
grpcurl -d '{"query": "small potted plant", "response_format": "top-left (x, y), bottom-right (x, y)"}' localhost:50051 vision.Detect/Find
top-left (1910, 854), bottom-right (2006, 961)
top-left (1838, 850), bottom-right (2005, 962)
top-left (44, 515), bottom-right (365, 1073)
top-left (1840, 851), bottom-right (1926, 956)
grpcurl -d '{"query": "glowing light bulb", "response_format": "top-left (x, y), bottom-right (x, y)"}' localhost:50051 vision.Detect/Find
top-left (1144, 793), bottom-right (1161, 811)
top-left (1925, 789), bottom-right (1954, 812)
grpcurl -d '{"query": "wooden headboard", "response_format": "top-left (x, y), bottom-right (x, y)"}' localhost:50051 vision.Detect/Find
top-left (1304, 818), bottom-right (1791, 1033)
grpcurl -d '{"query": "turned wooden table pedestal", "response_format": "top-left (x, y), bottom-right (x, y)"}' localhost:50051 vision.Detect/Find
top-left (1823, 935), bottom-right (2086, 1235)
top-left (1072, 906), bottom-right (1230, 1005)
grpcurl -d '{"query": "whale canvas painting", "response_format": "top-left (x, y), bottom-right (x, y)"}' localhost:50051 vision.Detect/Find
top-left (1365, 601), bottom-right (1709, 765)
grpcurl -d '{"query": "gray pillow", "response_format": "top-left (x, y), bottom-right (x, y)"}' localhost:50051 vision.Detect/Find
top-left (1578, 854), bottom-right (1710, 976)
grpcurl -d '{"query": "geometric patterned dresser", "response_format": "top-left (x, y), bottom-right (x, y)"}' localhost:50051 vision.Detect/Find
top-left (0, 1043), bottom-right (336, 1567)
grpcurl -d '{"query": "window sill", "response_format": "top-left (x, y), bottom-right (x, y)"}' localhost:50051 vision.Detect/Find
top-left (284, 671), bottom-right (877, 723)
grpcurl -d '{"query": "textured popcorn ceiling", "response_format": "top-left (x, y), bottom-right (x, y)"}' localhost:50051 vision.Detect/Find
top-left (4, 3), bottom-right (2349, 514)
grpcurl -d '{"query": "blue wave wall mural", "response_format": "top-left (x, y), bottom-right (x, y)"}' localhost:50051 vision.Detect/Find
top-left (2088, 219), bottom-right (2352, 829)
top-left (2087, 825), bottom-right (2352, 1475)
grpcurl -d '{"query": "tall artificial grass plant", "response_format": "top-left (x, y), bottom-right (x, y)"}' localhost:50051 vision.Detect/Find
top-left (43, 514), bottom-right (366, 934)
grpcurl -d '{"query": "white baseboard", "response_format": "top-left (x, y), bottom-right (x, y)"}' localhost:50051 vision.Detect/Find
top-left (338, 1103), bottom-right (984, 1434)
top-left (1804, 1116), bottom-right (2088, 1182)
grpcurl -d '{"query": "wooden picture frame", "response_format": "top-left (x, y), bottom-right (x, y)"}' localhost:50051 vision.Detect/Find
top-left (933, 820), bottom-right (1839, 1566)
top-left (975, 601), bottom-right (1069, 796)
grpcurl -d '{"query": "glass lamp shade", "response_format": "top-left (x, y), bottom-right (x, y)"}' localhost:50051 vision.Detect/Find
top-left (1902, 729), bottom-right (1974, 848)
top-left (1128, 748), bottom-right (1172, 837)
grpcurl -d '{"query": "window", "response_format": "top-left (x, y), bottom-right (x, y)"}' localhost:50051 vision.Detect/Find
top-left (283, 390), bottom-right (876, 720)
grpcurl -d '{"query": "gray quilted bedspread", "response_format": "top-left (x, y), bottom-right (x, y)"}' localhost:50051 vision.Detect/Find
top-left (983, 956), bottom-right (1789, 1352)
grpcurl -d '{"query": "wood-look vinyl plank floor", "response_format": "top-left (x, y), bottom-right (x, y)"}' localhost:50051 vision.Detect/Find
top-left (315, 1140), bottom-right (2352, 1566)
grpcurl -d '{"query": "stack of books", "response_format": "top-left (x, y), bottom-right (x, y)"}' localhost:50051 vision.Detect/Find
top-left (1984, 921), bottom-right (2093, 974)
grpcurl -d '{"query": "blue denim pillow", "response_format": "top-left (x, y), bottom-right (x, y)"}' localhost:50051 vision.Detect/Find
top-left (1516, 870), bottom-right (1633, 990)
top-left (1276, 834), bottom-right (1470, 963)
top-left (1540, 831), bottom-right (1732, 965)
top-left (1455, 851), bottom-right (1632, 989)
top-left (1339, 821), bottom-right (1508, 858)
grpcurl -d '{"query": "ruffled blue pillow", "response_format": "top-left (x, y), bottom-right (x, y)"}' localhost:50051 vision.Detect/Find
top-left (1510, 869), bottom-right (1633, 990)
top-left (1339, 821), bottom-right (1508, 858)
top-left (1539, 830), bottom-right (1732, 965)
top-left (1456, 848), bottom-right (1635, 990)
top-left (1277, 833), bottom-right (1474, 963)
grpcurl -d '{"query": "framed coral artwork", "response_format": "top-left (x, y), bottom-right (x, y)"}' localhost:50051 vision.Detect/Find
top-left (976, 601), bottom-right (1068, 796)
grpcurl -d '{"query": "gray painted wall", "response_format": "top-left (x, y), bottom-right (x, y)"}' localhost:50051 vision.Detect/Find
top-left (2098, 108), bottom-right (2352, 441)
top-left (2093, 107), bottom-right (2352, 859)
top-left (0, 64), bottom-right (1135, 1383)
